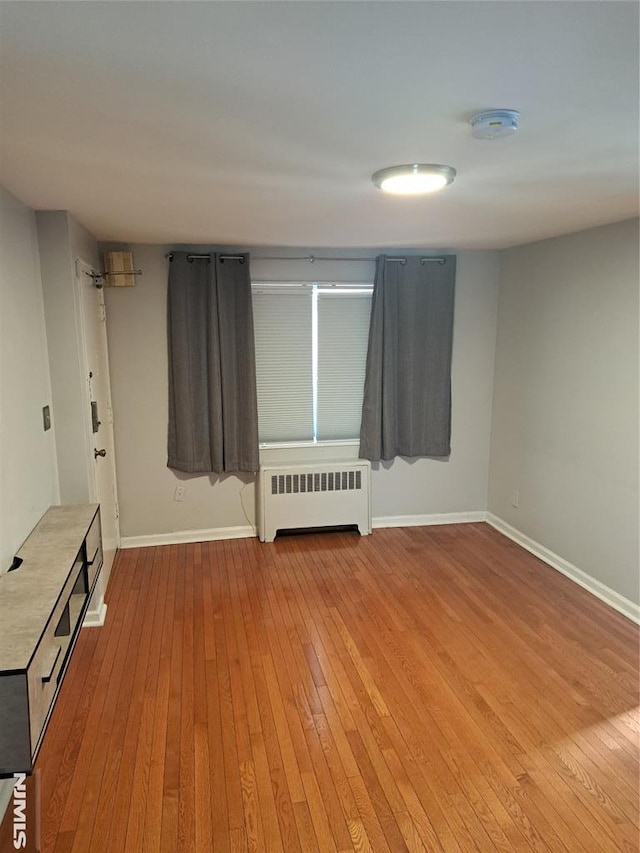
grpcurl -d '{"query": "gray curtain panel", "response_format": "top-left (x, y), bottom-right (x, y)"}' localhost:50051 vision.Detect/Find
top-left (359, 255), bottom-right (456, 461)
top-left (167, 252), bottom-right (260, 473)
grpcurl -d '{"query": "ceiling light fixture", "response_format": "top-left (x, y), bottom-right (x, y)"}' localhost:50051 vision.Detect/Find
top-left (470, 109), bottom-right (520, 140)
top-left (372, 164), bottom-right (456, 195)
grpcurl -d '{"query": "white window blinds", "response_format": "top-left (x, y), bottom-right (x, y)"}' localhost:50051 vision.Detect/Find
top-left (317, 291), bottom-right (372, 440)
top-left (252, 288), bottom-right (313, 442)
top-left (252, 283), bottom-right (372, 444)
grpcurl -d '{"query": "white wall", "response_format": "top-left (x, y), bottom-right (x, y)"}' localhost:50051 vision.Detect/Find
top-left (36, 211), bottom-right (112, 618)
top-left (0, 186), bottom-right (60, 821)
top-left (488, 218), bottom-right (639, 605)
top-left (37, 211), bottom-right (100, 504)
top-left (104, 245), bottom-right (500, 541)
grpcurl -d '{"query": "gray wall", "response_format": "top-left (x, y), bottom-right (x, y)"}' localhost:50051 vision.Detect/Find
top-left (104, 245), bottom-right (500, 539)
top-left (488, 218), bottom-right (639, 604)
top-left (0, 187), bottom-right (61, 821)
top-left (0, 189), bottom-right (60, 571)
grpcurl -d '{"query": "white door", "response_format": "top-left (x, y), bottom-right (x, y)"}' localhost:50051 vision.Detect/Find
top-left (76, 259), bottom-right (120, 591)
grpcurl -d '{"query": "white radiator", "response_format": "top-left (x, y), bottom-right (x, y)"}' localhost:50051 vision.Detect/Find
top-left (258, 461), bottom-right (372, 542)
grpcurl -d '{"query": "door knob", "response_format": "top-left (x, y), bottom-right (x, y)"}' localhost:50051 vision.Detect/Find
top-left (94, 448), bottom-right (107, 459)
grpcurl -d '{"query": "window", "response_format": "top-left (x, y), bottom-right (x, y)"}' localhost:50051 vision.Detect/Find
top-left (252, 283), bottom-right (373, 445)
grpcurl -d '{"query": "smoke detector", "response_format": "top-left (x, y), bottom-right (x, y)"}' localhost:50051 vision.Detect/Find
top-left (470, 109), bottom-right (520, 140)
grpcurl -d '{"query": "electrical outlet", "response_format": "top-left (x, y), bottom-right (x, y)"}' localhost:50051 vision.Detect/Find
top-left (511, 490), bottom-right (519, 508)
top-left (174, 485), bottom-right (186, 502)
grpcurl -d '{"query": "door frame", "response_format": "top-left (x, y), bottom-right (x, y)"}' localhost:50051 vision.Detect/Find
top-left (75, 257), bottom-right (121, 550)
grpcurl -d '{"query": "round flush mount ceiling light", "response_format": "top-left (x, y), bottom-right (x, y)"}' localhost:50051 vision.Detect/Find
top-left (470, 109), bottom-right (520, 140)
top-left (372, 163), bottom-right (456, 195)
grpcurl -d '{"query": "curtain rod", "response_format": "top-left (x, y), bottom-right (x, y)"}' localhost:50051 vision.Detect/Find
top-left (165, 252), bottom-right (447, 265)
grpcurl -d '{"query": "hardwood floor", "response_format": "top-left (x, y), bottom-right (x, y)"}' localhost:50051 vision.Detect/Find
top-left (1, 523), bottom-right (638, 852)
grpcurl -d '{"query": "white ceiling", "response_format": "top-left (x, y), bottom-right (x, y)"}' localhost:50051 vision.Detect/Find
top-left (0, 1), bottom-right (638, 249)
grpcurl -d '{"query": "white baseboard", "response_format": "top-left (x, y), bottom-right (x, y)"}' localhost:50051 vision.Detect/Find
top-left (119, 524), bottom-right (257, 550)
top-left (486, 513), bottom-right (640, 624)
top-left (373, 511), bottom-right (487, 529)
top-left (83, 599), bottom-right (107, 627)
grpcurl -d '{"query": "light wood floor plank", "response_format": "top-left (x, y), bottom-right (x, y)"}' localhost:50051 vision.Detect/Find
top-left (1, 524), bottom-right (637, 853)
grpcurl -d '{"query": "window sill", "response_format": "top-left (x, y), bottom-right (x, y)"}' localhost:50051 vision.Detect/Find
top-left (259, 439), bottom-right (360, 450)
